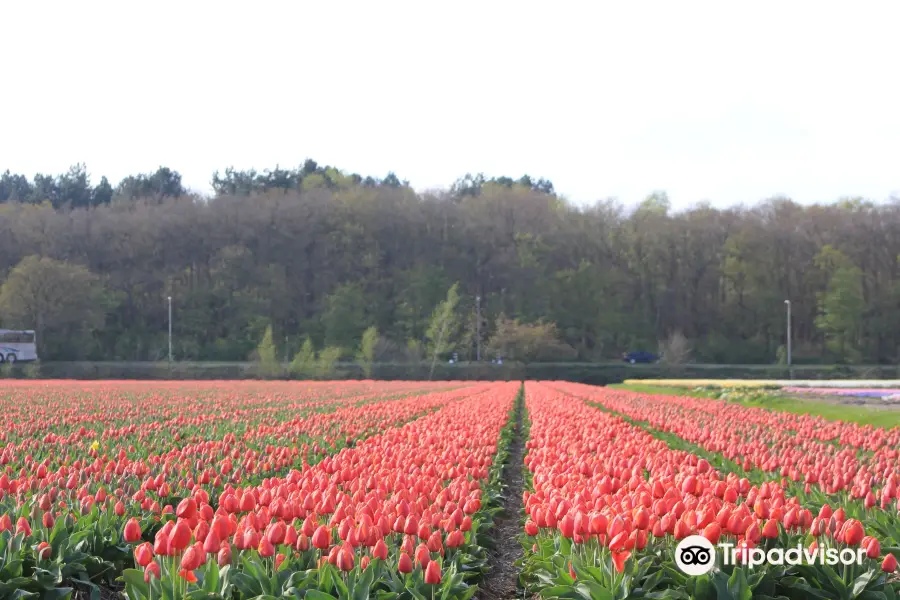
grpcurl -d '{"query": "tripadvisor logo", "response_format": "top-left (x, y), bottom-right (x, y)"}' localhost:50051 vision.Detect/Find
top-left (675, 535), bottom-right (867, 575)
top-left (675, 536), bottom-right (716, 576)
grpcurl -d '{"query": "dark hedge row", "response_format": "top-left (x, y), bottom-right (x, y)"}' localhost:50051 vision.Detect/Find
top-left (3, 361), bottom-right (898, 383)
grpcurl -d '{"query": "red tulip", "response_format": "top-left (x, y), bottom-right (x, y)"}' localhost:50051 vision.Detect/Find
top-left (403, 515), bottom-right (418, 536)
top-left (179, 568), bottom-right (198, 583)
top-left (337, 545), bottom-right (355, 571)
top-left (844, 520), bottom-right (864, 546)
top-left (373, 539), bottom-right (388, 560)
top-left (134, 542), bottom-right (153, 567)
top-left (761, 519), bottom-right (779, 539)
top-left (673, 519), bottom-right (691, 540)
top-left (258, 537), bottom-right (275, 558)
top-left (168, 521), bottom-right (192, 552)
top-left (424, 560), bottom-right (442, 585)
top-left (446, 529), bottom-right (465, 548)
top-left (284, 524), bottom-right (298, 547)
top-left (301, 516), bottom-right (317, 537)
top-left (267, 521), bottom-right (286, 545)
top-left (36, 541), bottom-right (51, 561)
top-left (153, 530), bottom-right (170, 556)
top-left (398, 552), bottom-right (413, 573)
top-left (312, 525), bottom-right (331, 550)
top-left (16, 517), bottom-right (31, 536)
top-left (609, 532), bottom-right (627, 552)
top-left (176, 497), bottom-right (197, 520)
top-left (124, 518), bottom-right (142, 543)
top-left (203, 528), bottom-right (221, 554)
top-left (243, 527), bottom-right (260, 550)
top-left (180, 545), bottom-right (202, 572)
top-left (558, 515), bottom-right (575, 539)
top-left (633, 508), bottom-right (649, 531)
top-left (866, 538), bottom-right (881, 559)
top-left (144, 562), bottom-right (161, 583)
top-left (218, 545), bottom-right (232, 567)
top-left (426, 531), bottom-right (443, 554)
top-left (745, 522), bottom-right (761, 544)
top-left (611, 551), bottom-right (630, 574)
top-left (415, 543), bottom-right (430, 567)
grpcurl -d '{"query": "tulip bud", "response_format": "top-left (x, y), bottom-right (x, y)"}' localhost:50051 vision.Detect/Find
top-left (398, 552), bottom-right (413, 573)
top-left (424, 560), bottom-right (442, 585)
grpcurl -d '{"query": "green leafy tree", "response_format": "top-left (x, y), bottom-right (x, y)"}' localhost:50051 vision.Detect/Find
top-left (289, 336), bottom-right (316, 378)
top-left (91, 176), bottom-right (114, 206)
top-left (426, 283), bottom-right (460, 379)
top-left (0, 255), bottom-right (109, 360)
top-left (816, 264), bottom-right (865, 361)
top-left (552, 260), bottom-right (606, 357)
top-left (115, 167), bottom-right (185, 201)
top-left (256, 325), bottom-right (280, 378)
top-left (0, 170), bottom-right (33, 202)
top-left (775, 344), bottom-right (787, 365)
top-left (23, 362), bottom-right (41, 378)
top-left (323, 283), bottom-right (366, 349)
top-left (357, 326), bottom-right (378, 378)
top-left (406, 339), bottom-right (425, 362)
top-left (395, 266), bottom-right (448, 342)
top-left (55, 163), bottom-right (93, 209)
top-left (315, 346), bottom-right (342, 379)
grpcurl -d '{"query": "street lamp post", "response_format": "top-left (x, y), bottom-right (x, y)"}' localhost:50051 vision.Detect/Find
top-left (784, 299), bottom-right (791, 367)
top-left (167, 296), bottom-right (173, 364)
top-left (476, 295), bottom-right (481, 362)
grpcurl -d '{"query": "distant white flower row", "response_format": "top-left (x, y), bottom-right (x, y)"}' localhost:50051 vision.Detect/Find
top-left (624, 379), bottom-right (900, 389)
top-left (774, 380), bottom-right (900, 388)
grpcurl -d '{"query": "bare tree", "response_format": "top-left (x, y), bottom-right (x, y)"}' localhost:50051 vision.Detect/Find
top-left (659, 330), bottom-right (692, 365)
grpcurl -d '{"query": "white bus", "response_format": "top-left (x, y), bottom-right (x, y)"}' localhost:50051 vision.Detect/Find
top-left (0, 329), bottom-right (38, 363)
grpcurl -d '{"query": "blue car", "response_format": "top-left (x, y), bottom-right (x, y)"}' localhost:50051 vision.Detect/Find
top-left (623, 351), bottom-right (659, 364)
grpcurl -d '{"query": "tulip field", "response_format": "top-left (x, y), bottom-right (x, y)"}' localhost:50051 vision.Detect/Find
top-left (0, 380), bottom-right (520, 600)
top-left (2, 380), bottom-right (900, 599)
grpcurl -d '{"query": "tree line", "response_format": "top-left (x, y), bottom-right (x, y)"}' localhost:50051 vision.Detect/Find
top-left (0, 161), bottom-right (896, 365)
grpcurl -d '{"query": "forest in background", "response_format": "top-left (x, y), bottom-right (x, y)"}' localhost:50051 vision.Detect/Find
top-left (0, 161), bottom-right (897, 365)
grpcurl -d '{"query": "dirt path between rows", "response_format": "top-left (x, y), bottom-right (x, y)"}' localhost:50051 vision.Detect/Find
top-left (477, 393), bottom-right (526, 600)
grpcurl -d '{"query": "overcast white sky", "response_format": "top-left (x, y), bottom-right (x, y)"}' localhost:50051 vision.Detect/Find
top-left (2, 1), bottom-right (898, 209)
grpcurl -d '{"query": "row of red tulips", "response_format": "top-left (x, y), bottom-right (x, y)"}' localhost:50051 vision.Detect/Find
top-left (517, 382), bottom-right (900, 599)
top-left (0, 381), bottom-right (486, 504)
top-left (552, 381), bottom-right (900, 511)
top-left (552, 382), bottom-right (900, 551)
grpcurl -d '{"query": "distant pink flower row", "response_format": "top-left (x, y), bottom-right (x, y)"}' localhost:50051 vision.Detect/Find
top-left (784, 387), bottom-right (900, 398)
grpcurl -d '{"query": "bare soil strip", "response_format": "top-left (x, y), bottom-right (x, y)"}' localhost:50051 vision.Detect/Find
top-left (477, 392), bottom-right (526, 600)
